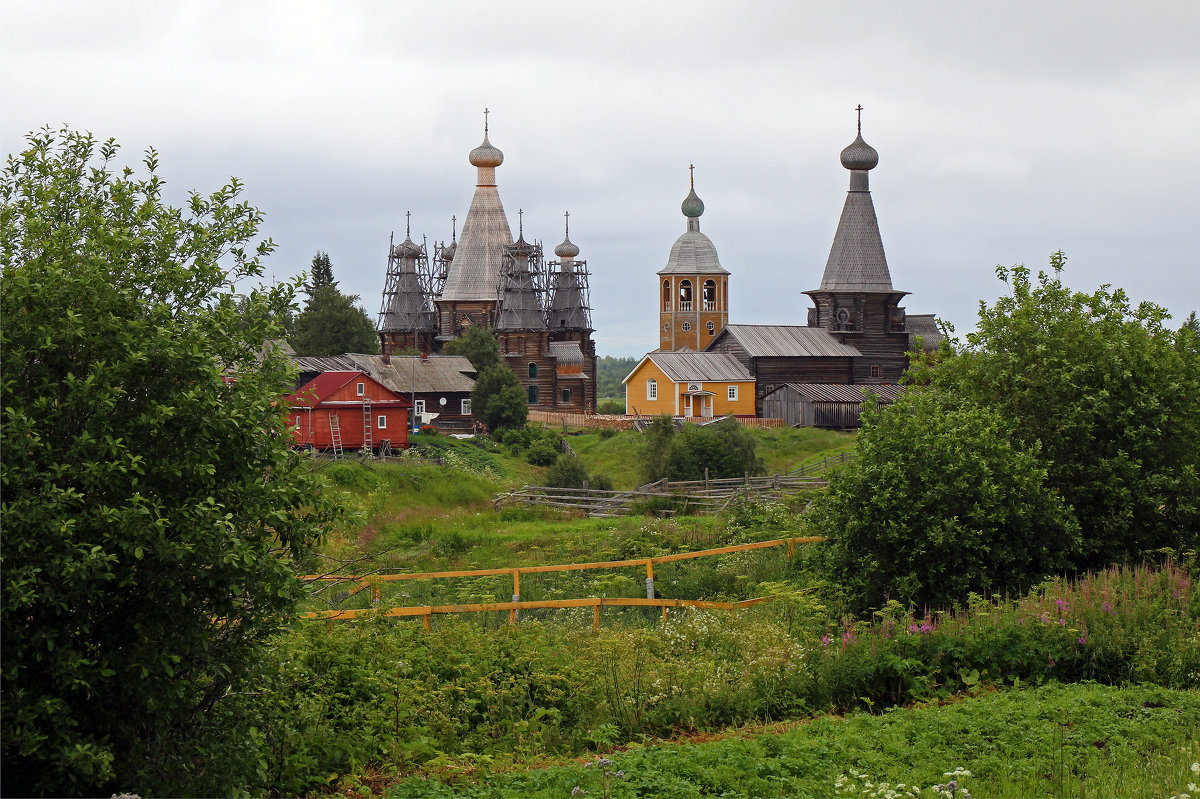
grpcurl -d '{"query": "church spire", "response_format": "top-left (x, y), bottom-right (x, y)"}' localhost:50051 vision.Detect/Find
top-left (817, 107), bottom-right (893, 292)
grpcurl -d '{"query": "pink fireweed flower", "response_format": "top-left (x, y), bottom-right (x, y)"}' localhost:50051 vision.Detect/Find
top-left (1102, 601), bottom-right (1113, 613)
top-left (1078, 636), bottom-right (1087, 644)
top-left (821, 635), bottom-right (830, 648)
top-left (909, 624), bottom-right (919, 634)
top-left (1058, 618), bottom-right (1066, 626)
top-left (920, 623), bottom-right (933, 634)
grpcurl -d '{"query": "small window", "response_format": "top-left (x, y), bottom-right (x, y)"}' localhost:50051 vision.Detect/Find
top-left (647, 379), bottom-right (657, 400)
top-left (706, 321), bottom-right (715, 332)
top-left (462, 398), bottom-right (472, 414)
top-left (663, 322), bottom-right (670, 332)
top-left (663, 279), bottom-right (671, 311)
top-left (682, 322), bottom-right (691, 332)
top-left (527, 385), bottom-right (539, 404)
top-left (870, 364), bottom-right (880, 378)
top-left (728, 385), bottom-right (738, 401)
top-left (377, 415), bottom-right (387, 429)
top-left (561, 388), bottom-right (571, 403)
top-left (528, 362), bottom-right (538, 379)
top-left (414, 399), bottom-right (425, 415)
top-left (356, 382), bottom-right (365, 396)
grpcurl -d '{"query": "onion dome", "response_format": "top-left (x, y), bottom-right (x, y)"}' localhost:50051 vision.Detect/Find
top-left (554, 211), bottom-right (580, 258)
top-left (681, 186), bottom-right (705, 218)
top-left (840, 133), bottom-right (879, 171)
top-left (394, 236), bottom-right (422, 258)
top-left (468, 133), bottom-right (504, 168)
top-left (554, 235), bottom-right (579, 259)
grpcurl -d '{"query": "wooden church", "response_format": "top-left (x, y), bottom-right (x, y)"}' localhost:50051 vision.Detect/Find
top-left (627, 110), bottom-right (941, 424)
top-left (376, 113), bottom-right (598, 413)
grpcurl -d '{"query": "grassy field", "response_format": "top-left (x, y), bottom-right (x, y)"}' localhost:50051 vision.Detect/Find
top-left (566, 425), bottom-right (856, 489)
top-left (285, 429), bottom-right (1198, 799)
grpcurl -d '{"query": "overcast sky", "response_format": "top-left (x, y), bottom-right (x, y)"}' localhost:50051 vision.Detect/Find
top-left (4, 1), bottom-right (1198, 356)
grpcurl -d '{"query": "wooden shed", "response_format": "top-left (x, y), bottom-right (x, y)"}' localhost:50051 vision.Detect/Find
top-left (760, 383), bottom-right (902, 429)
top-left (286, 371), bottom-right (411, 452)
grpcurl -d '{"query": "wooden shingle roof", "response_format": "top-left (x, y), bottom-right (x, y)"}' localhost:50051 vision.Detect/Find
top-left (715, 325), bottom-right (862, 358)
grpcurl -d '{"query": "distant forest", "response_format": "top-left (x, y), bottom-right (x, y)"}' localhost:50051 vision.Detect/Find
top-left (596, 356), bottom-right (637, 399)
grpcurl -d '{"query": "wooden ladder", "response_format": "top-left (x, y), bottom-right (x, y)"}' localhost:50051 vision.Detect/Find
top-left (328, 413), bottom-right (343, 459)
top-left (362, 397), bottom-right (373, 456)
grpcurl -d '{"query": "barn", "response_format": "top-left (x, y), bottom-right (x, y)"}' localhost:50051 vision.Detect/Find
top-left (760, 382), bottom-right (902, 429)
top-left (286, 370), bottom-right (411, 453)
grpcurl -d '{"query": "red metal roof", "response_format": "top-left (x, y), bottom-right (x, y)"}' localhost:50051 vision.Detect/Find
top-left (286, 371), bottom-right (412, 409)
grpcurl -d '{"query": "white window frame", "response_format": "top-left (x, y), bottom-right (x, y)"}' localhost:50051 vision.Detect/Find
top-left (377, 415), bottom-right (387, 429)
top-left (647, 379), bottom-right (657, 400)
top-left (356, 382), bottom-right (365, 396)
top-left (414, 399), bottom-right (425, 416)
top-left (728, 385), bottom-right (738, 401)
top-left (461, 398), bottom-right (471, 415)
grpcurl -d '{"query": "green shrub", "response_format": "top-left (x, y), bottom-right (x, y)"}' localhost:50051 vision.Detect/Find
top-left (526, 438), bottom-right (562, 467)
top-left (546, 454), bottom-right (589, 488)
top-left (598, 426), bottom-right (618, 439)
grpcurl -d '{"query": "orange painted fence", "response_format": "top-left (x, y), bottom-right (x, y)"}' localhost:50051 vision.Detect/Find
top-left (299, 535), bottom-right (825, 629)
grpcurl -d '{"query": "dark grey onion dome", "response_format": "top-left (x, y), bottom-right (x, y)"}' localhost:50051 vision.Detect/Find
top-left (393, 236), bottom-right (422, 258)
top-left (681, 186), bottom-right (705, 218)
top-left (840, 134), bottom-right (879, 171)
top-left (554, 235), bottom-right (580, 259)
top-left (468, 133), bottom-right (504, 168)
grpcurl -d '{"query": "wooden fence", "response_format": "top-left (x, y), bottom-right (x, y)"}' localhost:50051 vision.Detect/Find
top-left (300, 535), bottom-right (825, 629)
top-left (528, 410), bottom-right (786, 431)
top-left (493, 473), bottom-right (827, 517)
top-left (787, 451), bottom-right (856, 477)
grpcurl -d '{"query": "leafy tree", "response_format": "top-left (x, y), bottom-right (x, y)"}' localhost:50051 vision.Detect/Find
top-left (472, 364), bottom-right (527, 432)
top-left (309, 249), bottom-right (334, 288)
top-left (289, 253), bottom-right (379, 356)
top-left (0, 128), bottom-right (330, 796)
top-left (640, 416), bottom-right (678, 483)
top-left (442, 324), bottom-right (502, 372)
top-left (812, 389), bottom-right (1078, 613)
top-left (923, 253), bottom-right (1200, 568)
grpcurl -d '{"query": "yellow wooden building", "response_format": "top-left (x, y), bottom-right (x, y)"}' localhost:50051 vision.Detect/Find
top-left (622, 351), bottom-right (756, 419)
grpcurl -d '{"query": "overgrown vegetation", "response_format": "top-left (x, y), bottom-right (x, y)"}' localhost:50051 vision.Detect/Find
top-left (1, 128), bottom-right (330, 796)
top-left (815, 252), bottom-right (1200, 612)
top-left (234, 562), bottom-right (1197, 796)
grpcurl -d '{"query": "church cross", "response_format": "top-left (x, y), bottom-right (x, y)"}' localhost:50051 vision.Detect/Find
top-left (689, 163), bottom-right (695, 189)
top-left (405, 210), bottom-right (411, 238)
top-left (518, 208), bottom-right (524, 237)
top-left (856, 104), bottom-right (863, 133)
top-left (451, 214), bottom-right (457, 242)
top-left (483, 107), bottom-right (489, 134)
top-left (564, 210), bottom-right (570, 237)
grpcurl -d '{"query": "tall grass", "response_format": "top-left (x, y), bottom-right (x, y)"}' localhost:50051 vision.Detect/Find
top-left (254, 563), bottom-right (1196, 795)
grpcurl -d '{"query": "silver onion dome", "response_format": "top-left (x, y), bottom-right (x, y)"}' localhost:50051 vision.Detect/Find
top-left (840, 133), bottom-right (879, 171)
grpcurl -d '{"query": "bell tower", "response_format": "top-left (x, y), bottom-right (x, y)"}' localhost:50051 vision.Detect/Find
top-left (657, 166), bottom-right (730, 351)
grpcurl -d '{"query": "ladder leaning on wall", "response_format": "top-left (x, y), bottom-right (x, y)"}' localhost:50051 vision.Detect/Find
top-left (328, 413), bottom-right (343, 459)
top-left (361, 397), bottom-right (373, 457)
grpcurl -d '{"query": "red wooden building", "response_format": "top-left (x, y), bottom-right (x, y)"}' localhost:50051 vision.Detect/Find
top-left (286, 371), bottom-right (411, 452)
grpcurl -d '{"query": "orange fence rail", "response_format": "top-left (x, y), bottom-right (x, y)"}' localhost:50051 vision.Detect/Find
top-left (300, 536), bottom-right (825, 628)
top-left (301, 595), bottom-right (773, 630)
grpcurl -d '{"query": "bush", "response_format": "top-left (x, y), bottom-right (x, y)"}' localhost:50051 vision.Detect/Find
top-left (642, 417), bottom-right (765, 483)
top-left (599, 426), bottom-right (619, 439)
top-left (812, 387), bottom-right (1078, 613)
top-left (526, 437), bottom-right (563, 467)
top-left (546, 454), bottom-right (590, 488)
top-left (597, 399), bottom-right (625, 415)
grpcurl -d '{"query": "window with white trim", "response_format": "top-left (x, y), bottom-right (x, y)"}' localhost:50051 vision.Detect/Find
top-left (414, 399), bottom-right (425, 415)
top-left (647, 379), bottom-right (657, 400)
top-left (356, 382), bottom-right (365, 396)
top-left (377, 415), bottom-right (387, 429)
top-left (461, 398), bottom-right (472, 414)
top-left (728, 385), bottom-right (738, 401)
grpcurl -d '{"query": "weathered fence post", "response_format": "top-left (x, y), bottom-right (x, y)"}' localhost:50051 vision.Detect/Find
top-left (511, 569), bottom-right (521, 624)
top-left (593, 600), bottom-right (601, 633)
top-left (645, 559), bottom-right (655, 600)
top-left (705, 467), bottom-right (710, 492)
